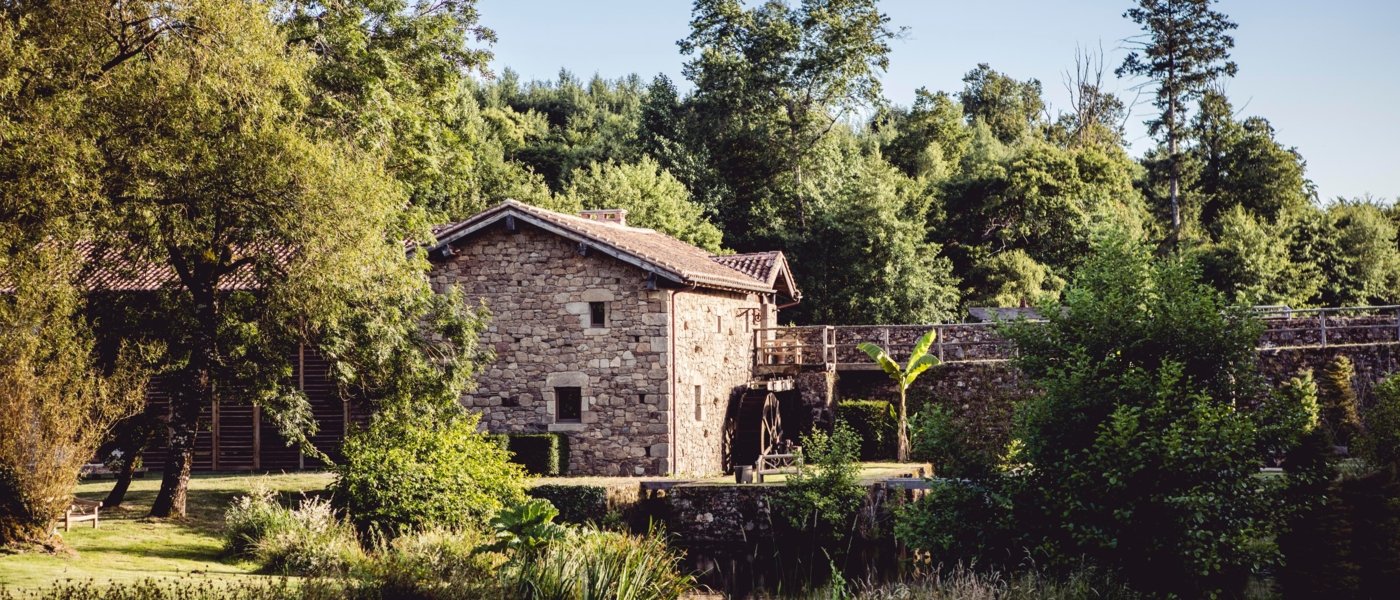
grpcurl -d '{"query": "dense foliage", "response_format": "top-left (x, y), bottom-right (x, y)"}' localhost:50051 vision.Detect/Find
top-left (836, 400), bottom-right (897, 460)
top-left (504, 433), bottom-right (570, 476)
top-left (332, 408), bottom-right (526, 538)
top-left (1000, 238), bottom-right (1297, 596)
top-left (775, 423), bottom-right (867, 536)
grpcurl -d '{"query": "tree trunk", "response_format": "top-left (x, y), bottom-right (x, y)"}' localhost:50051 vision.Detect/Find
top-left (148, 391), bottom-right (200, 518)
top-left (103, 415), bottom-right (156, 509)
top-left (103, 450), bottom-right (143, 509)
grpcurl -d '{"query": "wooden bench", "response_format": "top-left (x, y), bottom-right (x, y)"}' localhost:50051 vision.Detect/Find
top-left (63, 498), bottom-right (102, 531)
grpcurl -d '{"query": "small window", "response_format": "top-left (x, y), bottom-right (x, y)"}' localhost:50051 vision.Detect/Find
top-left (588, 302), bottom-right (606, 328)
top-left (556, 387), bottom-right (582, 422)
top-left (716, 315), bottom-right (723, 333)
top-left (693, 385), bottom-right (704, 422)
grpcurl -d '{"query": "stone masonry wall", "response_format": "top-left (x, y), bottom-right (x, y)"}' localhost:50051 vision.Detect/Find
top-left (431, 224), bottom-right (672, 476)
top-left (672, 290), bottom-right (766, 476)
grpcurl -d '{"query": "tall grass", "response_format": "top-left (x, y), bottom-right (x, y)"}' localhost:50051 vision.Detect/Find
top-left (222, 488), bottom-right (363, 576)
top-left (512, 527), bottom-right (693, 600)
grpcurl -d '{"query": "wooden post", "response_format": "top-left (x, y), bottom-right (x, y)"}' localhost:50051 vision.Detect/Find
top-left (1320, 312), bottom-right (1328, 348)
top-left (252, 404), bottom-right (261, 471)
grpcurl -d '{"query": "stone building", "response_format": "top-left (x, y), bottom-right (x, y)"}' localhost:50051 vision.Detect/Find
top-left (426, 200), bottom-right (800, 476)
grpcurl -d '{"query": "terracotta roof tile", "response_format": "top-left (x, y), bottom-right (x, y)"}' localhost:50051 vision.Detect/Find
top-left (710, 252), bottom-right (780, 283)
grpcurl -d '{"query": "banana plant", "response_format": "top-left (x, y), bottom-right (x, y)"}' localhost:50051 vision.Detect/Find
top-left (858, 329), bottom-right (941, 462)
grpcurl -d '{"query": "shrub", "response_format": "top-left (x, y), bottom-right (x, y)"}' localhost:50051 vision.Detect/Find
top-left (252, 496), bottom-right (364, 576)
top-left (333, 407), bottom-right (527, 538)
top-left (507, 433), bottom-right (569, 476)
top-left (910, 404), bottom-right (997, 478)
top-left (529, 484), bottom-right (609, 525)
top-left (0, 578), bottom-right (358, 600)
top-left (486, 498), bottom-right (567, 557)
top-left (1255, 369), bottom-right (1323, 462)
top-left (1002, 238), bottom-right (1281, 596)
top-left (1359, 373), bottom-right (1400, 467)
top-left (223, 486), bottom-right (297, 557)
top-left (775, 422), bottom-right (867, 536)
top-left (894, 478), bottom-right (1017, 568)
top-left (837, 400), bottom-right (897, 460)
top-left (1319, 355), bottom-right (1364, 447)
top-left (365, 527), bottom-right (507, 600)
top-left (510, 527), bottom-right (692, 600)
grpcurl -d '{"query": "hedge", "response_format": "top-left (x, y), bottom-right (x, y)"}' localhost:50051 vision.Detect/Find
top-left (529, 484), bottom-right (610, 524)
top-left (837, 399), bottom-right (896, 460)
top-left (504, 433), bottom-right (569, 476)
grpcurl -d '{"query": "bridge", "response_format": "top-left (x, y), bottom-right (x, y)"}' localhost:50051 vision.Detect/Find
top-left (754, 305), bottom-right (1400, 374)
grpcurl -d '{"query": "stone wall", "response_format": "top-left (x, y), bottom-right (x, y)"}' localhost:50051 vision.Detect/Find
top-left (672, 290), bottom-right (767, 476)
top-left (432, 224), bottom-right (672, 475)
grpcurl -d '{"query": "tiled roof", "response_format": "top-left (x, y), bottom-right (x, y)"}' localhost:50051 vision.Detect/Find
top-left (28, 242), bottom-right (294, 293)
top-left (710, 252), bottom-right (781, 283)
top-left (431, 200), bottom-right (796, 295)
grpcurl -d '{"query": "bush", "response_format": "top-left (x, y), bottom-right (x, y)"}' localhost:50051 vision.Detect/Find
top-left (775, 422), bottom-right (867, 536)
top-left (252, 496), bottom-right (364, 576)
top-left (1359, 373), bottom-right (1400, 467)
top-left (528, 484), bottom-right (608, 525)
top-left (365, 527), bottom-right (507, 600)
top-left (837, 400), bottom-right (897, 460)
top-left (510, 527), bottom-right (692, 600)
top-left (507, 433), bottom-right (569, 476)
top-left (910, 404), bottom-right (997, 478)
top-left (894, 478), bottom-right (1017, 568)
top-left (0, 578), bottom-right (358, 600)
top-left (1319, 355), bottom-right (1364, 447)
top-left (223, 487), bottom-right (297, 557)
top-left (333, 408), bottom-right (527, 538)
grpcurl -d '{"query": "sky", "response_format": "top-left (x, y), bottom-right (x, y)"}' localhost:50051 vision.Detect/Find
top-left (478, 0), bottom-right (1400, 202)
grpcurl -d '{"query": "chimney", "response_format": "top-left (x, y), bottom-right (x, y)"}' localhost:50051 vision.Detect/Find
top-left (580, 208), bottom-right (628, 226)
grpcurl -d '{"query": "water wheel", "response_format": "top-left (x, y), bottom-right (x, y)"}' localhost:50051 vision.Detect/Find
top-left (728, 390), bottom-right (785, 469)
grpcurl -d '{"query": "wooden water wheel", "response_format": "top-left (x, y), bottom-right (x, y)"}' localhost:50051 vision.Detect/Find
top-left (728, 390), bottom-right (785, 469)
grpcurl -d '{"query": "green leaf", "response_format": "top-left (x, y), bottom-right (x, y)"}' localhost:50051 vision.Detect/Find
top-left (909, 329), bottom-right (937, 362)
top-left (858, 342), bottom-right (903, 378)
top-left (902, 354), bottom-right (941, 388)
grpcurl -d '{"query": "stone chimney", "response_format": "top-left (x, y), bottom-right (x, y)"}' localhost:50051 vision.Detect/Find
top-left (579, 208), bottom-right (628, 226)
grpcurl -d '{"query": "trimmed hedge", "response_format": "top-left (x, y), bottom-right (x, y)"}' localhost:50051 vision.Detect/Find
top-left (529, 484), bottom-right (609, 524)
top-left (837, 399), bottom-right (896, 460)
top-left (504, 433), bottom-right (568, 476)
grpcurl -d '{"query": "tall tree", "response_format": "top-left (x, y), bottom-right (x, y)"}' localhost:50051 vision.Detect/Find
top-left (1117, 0), bottom-right (1238, 245)
top-left (74, 0), bottom-right (483, 518)
top-left (560, 158), bottom-right (725, 252)
top-left (679, 0), bottom-right (901, 237)
top-left (958, 63), bottom-right (1045, 144)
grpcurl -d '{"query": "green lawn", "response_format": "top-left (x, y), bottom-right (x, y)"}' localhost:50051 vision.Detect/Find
top-left (0, 471), bottom-right (333, 591)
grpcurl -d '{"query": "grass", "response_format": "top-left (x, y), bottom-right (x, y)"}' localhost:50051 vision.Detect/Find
top-left (0, 471), bottom-right (334, 591)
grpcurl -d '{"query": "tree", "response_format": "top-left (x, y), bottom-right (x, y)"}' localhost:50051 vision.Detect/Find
top-left (0, 249), bottom-right (147, 547)
top-left (560, 158), bottom-right (724, 252)
top-left (680, 0), bottom-right (902, 235)
top-left (1054, 45), bottom-right (1128, 149)
top-left (958, 63), bottom-right (1045, 144)
top-left (858, 330), bottom-right (940, 462)
top-left (1318, 355), bottom-right (1363, 447)
top-left (879, 88), bottom-right (972, 180)
top-left (80, 0), bottom-right (483, 518)
top-left (788, 152), bottom-right (961, 325)
top-left (1004, 237), bottom-right (1284, 595)
top-left (1118, 0), bottom-right (1239, 244)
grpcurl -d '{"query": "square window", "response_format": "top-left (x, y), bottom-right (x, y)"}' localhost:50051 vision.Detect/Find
top-left (589, 302), bottom-right (606, 328)
top-left (556, 386), bottom-right (582, 422)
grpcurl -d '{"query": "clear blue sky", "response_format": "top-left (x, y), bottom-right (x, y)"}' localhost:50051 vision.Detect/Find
top-left (479, 0), bottom-right (1400, 202)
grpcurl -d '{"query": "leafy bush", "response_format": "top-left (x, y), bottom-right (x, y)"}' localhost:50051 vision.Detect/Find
top-left (1359, 373), bottom-right (1400, 467)
top-left (364, 527), bottom-right (507, 600)
top-left (1319, 355), bottom-right (1364, 447)
top-left (529, 484), bottom-right (609, 524)
top-left (486, 498), bottom-right (567, 557)
top-left (775, 422), bottom-right (867, 535)
top-left (252, 496), bottom-right (364, 576)
top-left (837, 400), bottom-right (897, 460)
top-left (510, 527), bottom-right (692, 600)
top-left (1255, 369), bottom-right (1323, 462)
top-left (894, 478), bottom-right (1017, 568)
top-left (910, 404), bottom-right (997, 478)
top-left (223, 486), bottom-right (297, 557)
top-left (507, 433), bottom-right (569, 476)
top-left (333, 407), bottom-right (527, 538)
top-left (1002, 238), bottom-right (1285, 596)
top-left (852, 565), bottom-right (1142, 600)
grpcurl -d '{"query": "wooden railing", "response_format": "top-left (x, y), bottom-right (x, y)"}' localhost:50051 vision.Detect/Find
top-left (757, 306), bottom-right (1400, 370)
